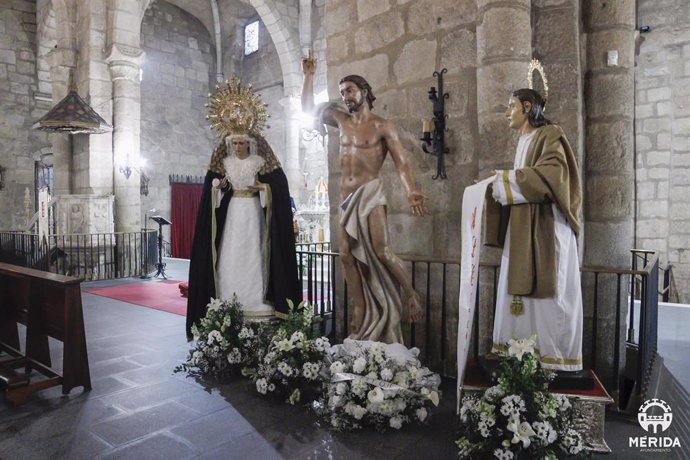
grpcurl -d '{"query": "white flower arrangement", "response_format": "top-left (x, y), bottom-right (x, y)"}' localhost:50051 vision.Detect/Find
top-left (243, 300), bottom-right (331, 405)
top-left (176, 300), bottom-right (445, 435)
top-left (456, 335), bottom-right (587, 459)
top-left (316, 340), bottom-right (441, 431)
top-left (174, 296), bottom-right (254, 379)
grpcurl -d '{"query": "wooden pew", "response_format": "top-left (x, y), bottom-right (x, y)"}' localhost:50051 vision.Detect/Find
top-left (0, 262), bottom-right (91, 406)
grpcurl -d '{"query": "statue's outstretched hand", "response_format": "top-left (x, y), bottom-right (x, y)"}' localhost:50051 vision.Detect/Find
top-left (408, 293), bottom-right (425, 323)
top-left (213, 177), bottom-right (230, 191)
top-left (408, 190), bottom-right (430, 216)
top-left (302, 49), bottom-right (317, 76)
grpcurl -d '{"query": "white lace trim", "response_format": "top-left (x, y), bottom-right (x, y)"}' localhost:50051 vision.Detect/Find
top-left (223, 155), bottom-right (265, 191)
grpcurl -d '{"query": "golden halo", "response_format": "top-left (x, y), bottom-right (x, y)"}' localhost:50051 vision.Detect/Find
top-left (527, 59), bottom-right (549, 105)
top-left (206, 75), bottom-right (269, 138)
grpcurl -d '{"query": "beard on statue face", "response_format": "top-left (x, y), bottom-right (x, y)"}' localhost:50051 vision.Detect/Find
top-left (346, 93), bottom-right (365, 113)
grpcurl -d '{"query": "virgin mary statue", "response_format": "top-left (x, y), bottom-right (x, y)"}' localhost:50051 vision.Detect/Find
top-left (186, 78), bottom-right (301, 338)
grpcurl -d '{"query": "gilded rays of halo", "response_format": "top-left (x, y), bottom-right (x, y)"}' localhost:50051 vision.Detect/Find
top-left (206, 76), bottom-right (269, 138)
top-left (527, 59), bottom-right (549, 107)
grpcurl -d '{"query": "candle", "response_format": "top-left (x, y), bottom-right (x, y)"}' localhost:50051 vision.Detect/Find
top-left (422, 118), bottom-right (432, 133)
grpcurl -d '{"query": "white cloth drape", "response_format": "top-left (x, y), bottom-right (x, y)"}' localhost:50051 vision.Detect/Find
top-left (456, 177), bottom-right (493, 408)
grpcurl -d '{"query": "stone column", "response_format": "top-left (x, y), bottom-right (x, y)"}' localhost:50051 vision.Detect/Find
top-left (476, 0), bottom-right (532, 177)
top-left (475, 0), bottom-right (532, 353)
top-left (106, 44), bottom-right (144, 233)
top-left (46, 47), bottom-right (77, 196)
top-left (280, 95), bottom-right (302, 202)
top-left (583, 0), bottom-right (636, 389)
top-left (299, 0), bottom-right (312, 55)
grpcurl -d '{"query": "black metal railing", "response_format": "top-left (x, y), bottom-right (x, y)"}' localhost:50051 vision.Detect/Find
top-left (573, 254), bottom-right (659, 410)
top-left (0, 230), bottom-right (158, 280)
top-left (2, 231), bottom-right (661, 407)
top-left (296, 243), bottom-right (661, 409)
top-left (296, 242), bottom-right (336, 338)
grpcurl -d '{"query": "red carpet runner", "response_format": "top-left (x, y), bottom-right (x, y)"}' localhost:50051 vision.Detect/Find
top-left (84, 280), bottom-right (187, 316)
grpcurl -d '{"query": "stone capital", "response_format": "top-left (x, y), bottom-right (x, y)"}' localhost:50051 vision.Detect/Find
top-left (106, 44), bottom-right (145, 81)
top-left (279, 94), bottom-right (302, 114)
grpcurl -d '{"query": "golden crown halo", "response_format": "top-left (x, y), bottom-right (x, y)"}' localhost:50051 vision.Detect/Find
top-left (527, 59), bottom-right (549, 105)
top-left (206, 76), bottom-right (269, 138)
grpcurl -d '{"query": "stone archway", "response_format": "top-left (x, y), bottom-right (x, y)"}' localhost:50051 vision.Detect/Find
top-left (247, 0), bottom-right (304, 199)
top-left (248, 0), bottom-right (302, 95)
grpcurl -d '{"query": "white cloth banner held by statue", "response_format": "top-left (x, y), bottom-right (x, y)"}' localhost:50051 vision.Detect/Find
top-left (456, 177), bottom-right (492, 411)
top-left (38, 187), bottom-right (50, 246)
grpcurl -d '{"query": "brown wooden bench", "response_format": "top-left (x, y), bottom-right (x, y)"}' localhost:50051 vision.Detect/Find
top-left (0, 262), bottom-right (91, 406)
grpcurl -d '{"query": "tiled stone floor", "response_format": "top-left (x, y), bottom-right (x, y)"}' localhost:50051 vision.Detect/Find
top-left (1, 258), bottom-right (688, 459)
top-left (0, 260), bottom-right (458, 459)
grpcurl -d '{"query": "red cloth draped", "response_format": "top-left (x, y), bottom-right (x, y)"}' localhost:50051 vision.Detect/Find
top-left (171, 183), bottom-right (204, 259)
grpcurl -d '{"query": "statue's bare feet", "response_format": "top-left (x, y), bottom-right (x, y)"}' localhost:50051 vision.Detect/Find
top-left (408, 293), bottom-right (425, 322)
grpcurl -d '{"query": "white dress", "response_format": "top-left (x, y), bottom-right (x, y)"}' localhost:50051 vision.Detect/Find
top-left (491, 130), bottom-right (583, 371)
top-left (215, 154), bottom-right (273, 316)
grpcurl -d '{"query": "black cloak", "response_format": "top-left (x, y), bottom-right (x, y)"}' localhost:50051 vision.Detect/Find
top-left (186, 136), bottom-right (302, 337)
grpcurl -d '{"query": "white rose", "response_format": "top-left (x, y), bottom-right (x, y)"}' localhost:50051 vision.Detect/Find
top-left (367, 387), bottom-right (384, 404)
top-left (416, 407), bottom-right (428, 422)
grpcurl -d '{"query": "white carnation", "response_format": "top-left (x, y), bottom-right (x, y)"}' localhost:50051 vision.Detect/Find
top-left (380, 368), bottom-right (394, 381)
top-left (389, 416), bottom-right (403, 429)
top-left (353, 357), bottom-right (367, 374)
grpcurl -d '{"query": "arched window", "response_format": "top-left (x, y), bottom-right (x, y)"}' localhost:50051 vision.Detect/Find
top-left (244, 20), bottom-right (259, 55)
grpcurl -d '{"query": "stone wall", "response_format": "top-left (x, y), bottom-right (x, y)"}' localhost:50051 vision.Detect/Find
top-left (139, 0), bottom-right (216, 239)
top-left (324, 0), bottom-right (478, 258)
top-left (532, 0), bottom-right (583, 162)
top-left (0, 0), bottom-right (50, 230)
top-left (636, 0), bottom-right (690, 302)
top-left (323, 0), bottom-right (479, 365)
